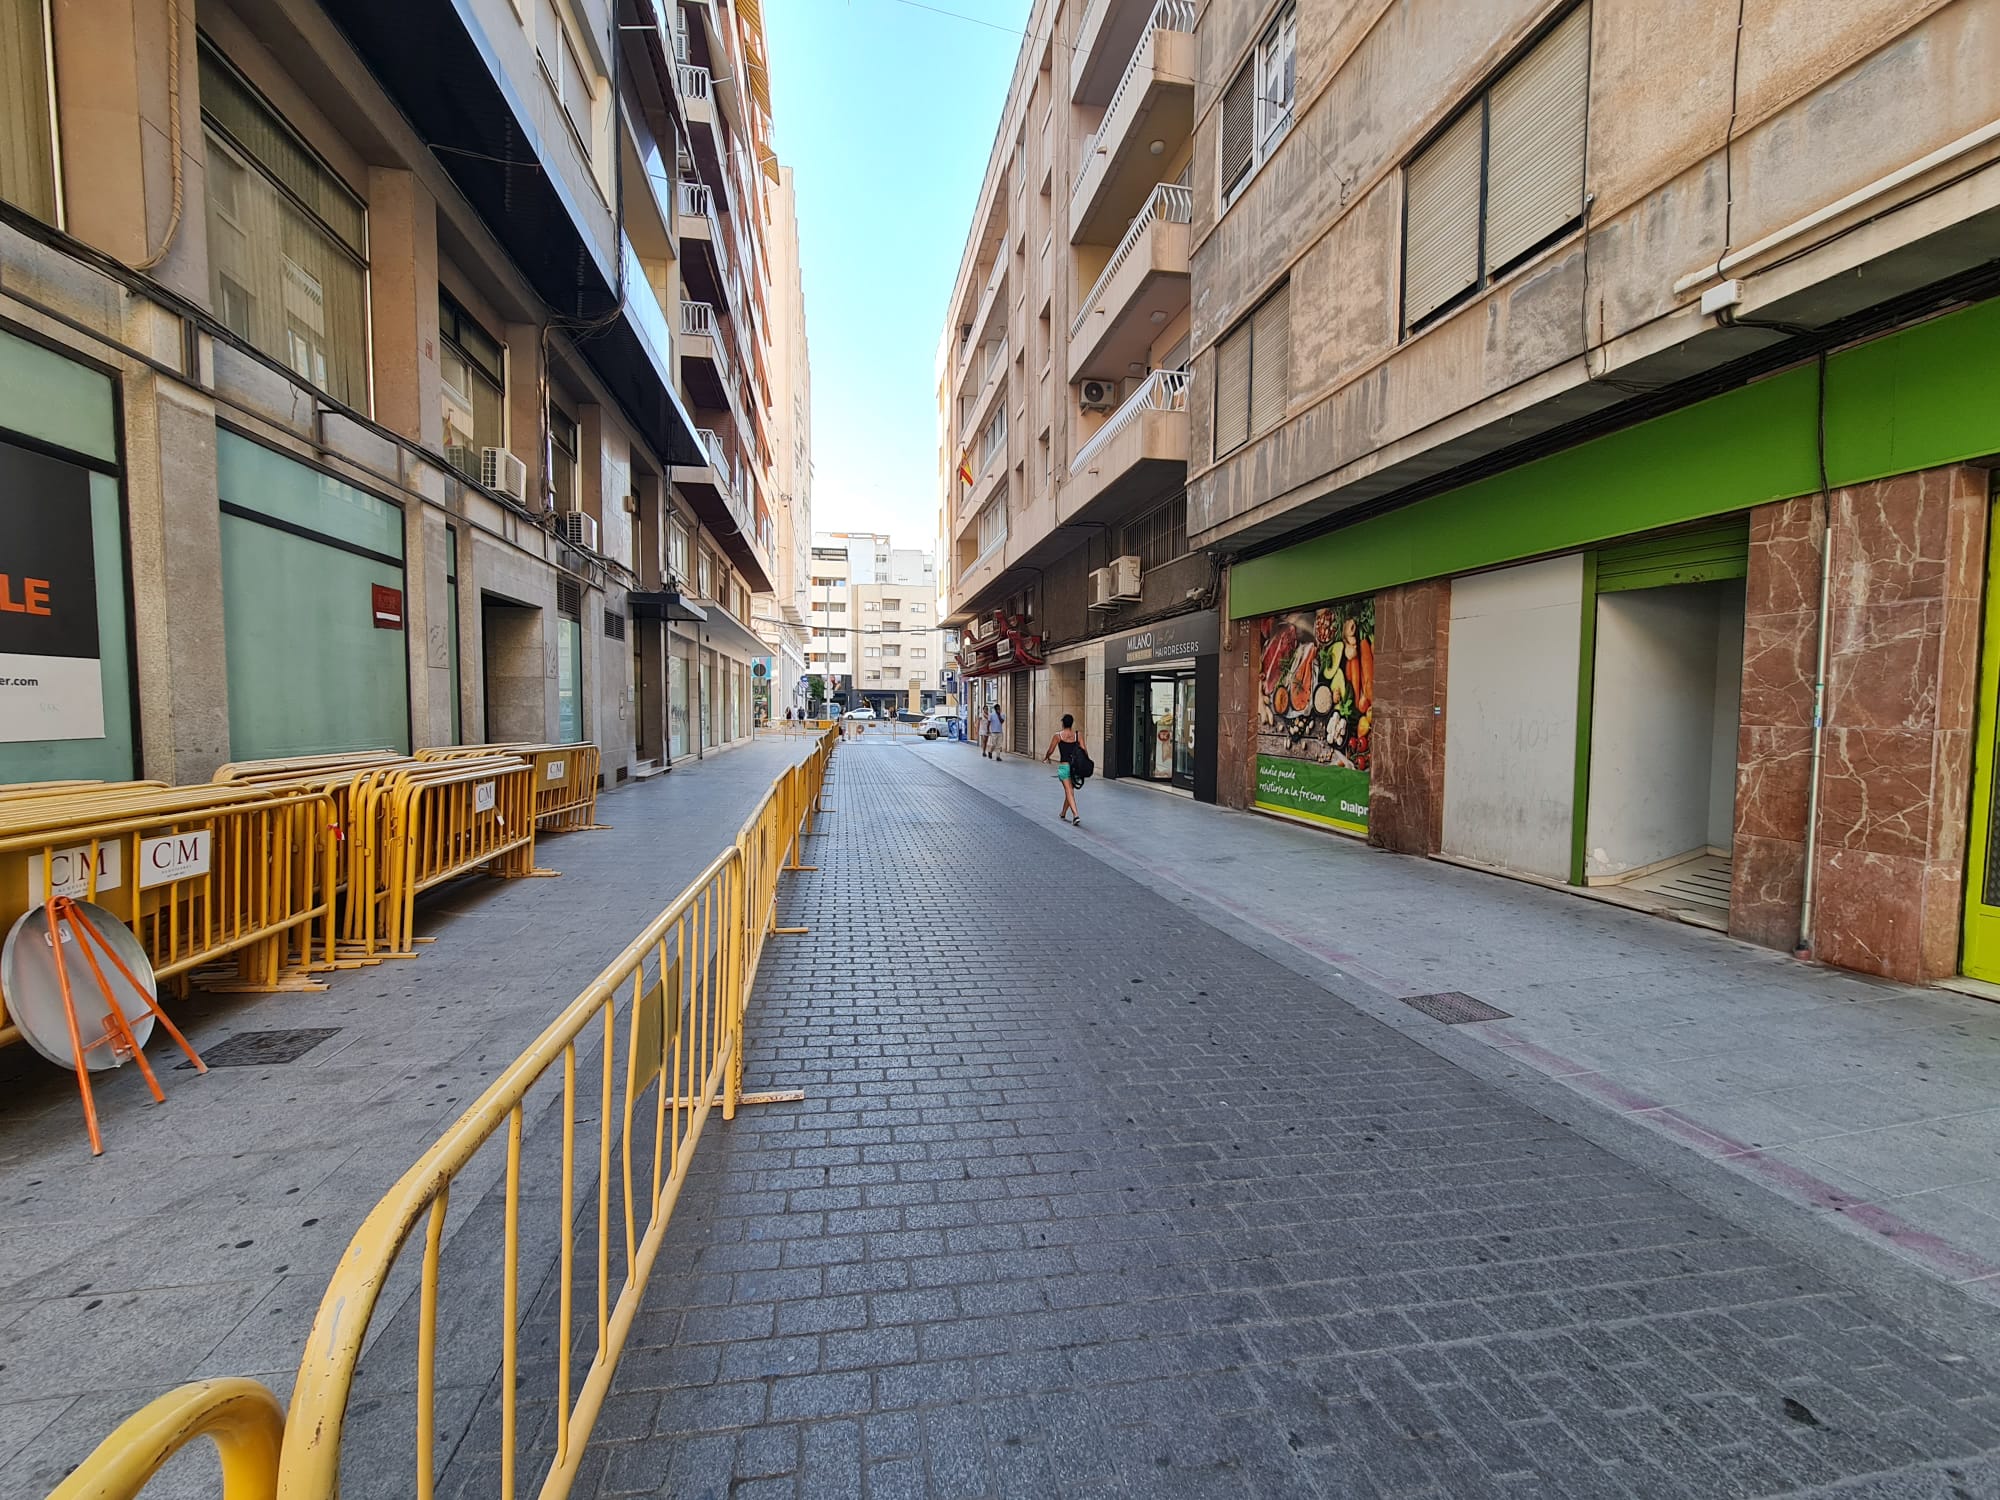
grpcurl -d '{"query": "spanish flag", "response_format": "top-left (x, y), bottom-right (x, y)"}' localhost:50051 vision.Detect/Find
top-left (957, 454), bottom-right (974, 487)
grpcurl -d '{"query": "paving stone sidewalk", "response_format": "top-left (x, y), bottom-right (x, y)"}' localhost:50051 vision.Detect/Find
top-left (0, 738), bottom-right (812, 1500)
top-left (471, 741), bottom-right (2000, 1500)
top-left (918, 738), bottom-right (2000, 1300)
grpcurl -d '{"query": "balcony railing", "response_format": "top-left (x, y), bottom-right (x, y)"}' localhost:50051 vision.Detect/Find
top-left (1070, 182), bottom-right (1192, 335)
top-left (681, 299), bottom-right (733, 387)
top-left (678, 180), bottom-right (713, 219)
top-left (1070, 0), bottom-right (1196, 213)
top-left (1071, 367), bottom-right (1189, 475)
top-left (680, 63), bottom-right (711, 102)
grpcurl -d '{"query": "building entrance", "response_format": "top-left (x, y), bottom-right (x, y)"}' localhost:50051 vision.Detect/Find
top-left (1123, 671), bottom-right (1196, 789)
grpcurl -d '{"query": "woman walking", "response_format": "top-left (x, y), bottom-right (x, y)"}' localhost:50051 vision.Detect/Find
top-left (1043, 713), bottom-right (1092, 825)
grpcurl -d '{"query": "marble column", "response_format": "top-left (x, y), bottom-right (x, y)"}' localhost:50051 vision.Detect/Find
top-left (1730, 466), bottom-right (1989, 979)
top-left (1369, 579), bottom-right (1450, 856)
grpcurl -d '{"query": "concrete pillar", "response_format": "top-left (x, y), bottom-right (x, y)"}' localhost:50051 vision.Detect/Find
top-left (1214, 573), bottom-right (1256, 809)
top-left (52, 0), bottom-right (207, 304)
top-left (367, 168), bottom-right (443, 449)
top-left (123, 366), bottom-right (230, 780)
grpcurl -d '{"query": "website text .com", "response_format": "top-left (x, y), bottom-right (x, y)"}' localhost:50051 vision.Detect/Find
top-left (1, 676), bottom-right (42, 688)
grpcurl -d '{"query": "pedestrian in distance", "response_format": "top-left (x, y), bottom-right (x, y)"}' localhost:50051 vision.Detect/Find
top-left (1044, 713), bottom-right (1092, 825)
top-left (984, 702), bottom-right (1005, 760)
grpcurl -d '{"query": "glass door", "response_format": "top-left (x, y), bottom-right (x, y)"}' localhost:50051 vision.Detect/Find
top-left (1145, 678), bottom-right (1177, 781)
top-left (1173, 674), bottom-right (1197, 788)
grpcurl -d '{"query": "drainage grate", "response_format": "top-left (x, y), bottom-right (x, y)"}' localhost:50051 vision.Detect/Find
top-left (1399, 992), bottom-right (1511, 1025)
top-left (181, 1028), bottom-right (342, 1068)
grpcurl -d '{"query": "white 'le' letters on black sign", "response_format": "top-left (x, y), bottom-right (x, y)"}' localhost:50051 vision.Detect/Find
top-left (1, 440), bottom-right (105, 743)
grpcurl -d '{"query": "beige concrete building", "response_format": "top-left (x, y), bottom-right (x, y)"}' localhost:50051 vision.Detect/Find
top-left (0, 0), bottom-right (796, 788)
top-left (757, 163), bottom-right (813, 717)
top-left (937, 0), bottom-right (1217, 792)
top-left (807, 531), bottom-right (950, 714)
top-left (1184, 0), bottom-right (2000, 984)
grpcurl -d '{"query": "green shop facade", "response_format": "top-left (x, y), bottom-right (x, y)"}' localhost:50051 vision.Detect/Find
top-left (1227, 294), bottom-right (2000, 987)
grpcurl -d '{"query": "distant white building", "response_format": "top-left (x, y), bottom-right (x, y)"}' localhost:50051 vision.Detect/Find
top-left (808, 532), bottom-right (949, 710)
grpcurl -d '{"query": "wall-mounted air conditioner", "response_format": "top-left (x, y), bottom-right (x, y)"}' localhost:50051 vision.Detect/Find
top-left (1088, 566), bottom-right (1116, 609)
top-left (1109, 553), bottom-right (1142, 601)
top-left (481, 447), bottom-right (529, 503)
top-left (1079, 380), bottom-right (1117, 412)
top-left (558, 510), bottom-right (600, 552)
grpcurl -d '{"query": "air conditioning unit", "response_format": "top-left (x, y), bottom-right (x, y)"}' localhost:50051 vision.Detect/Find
top-left (1079, 380), bottom-right (1117, 412)
top-left (445, 445), bottom-right (480, 480)
top-left (557, 510), bottom-right (600, 552)
top-left (1109, 553), bottom-right (1142, 601)
top-left (1088, 566), bottom-right (1116, 610)
top-left (481, 447), bottom-right (528, 503)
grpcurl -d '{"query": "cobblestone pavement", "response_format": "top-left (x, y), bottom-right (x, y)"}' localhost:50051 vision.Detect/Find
top-left (918, 738), bottom-right (2000, 1300)
top-left (0, 738), bottom-right (810, 1500)
top-left (470, 741), bottom-right (2000, 1500)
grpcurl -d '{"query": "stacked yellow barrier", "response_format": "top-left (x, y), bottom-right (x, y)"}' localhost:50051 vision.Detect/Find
top-left (416, 742), bottom-right (602, 832)
top-left (45, 728), bottom-right (841, 1500)
top-left (0, 782), bottom-right (339, 1047)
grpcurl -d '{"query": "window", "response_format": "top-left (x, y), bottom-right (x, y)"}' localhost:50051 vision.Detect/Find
top-left (697, 548), bottom-right (713, 599)
top-left (881, 598), bottom-right (902, 610)
top-left (977, 407), bottom-right (1007, 475)
top-left (537, 0), bottom-right (596, 158)
top-left (438, 292), bottom-right (505, 473)
top-left (201, 42), bottom-right (369, 407)
top-left (1213, 283), bottom-right (1291, 457)
top-left (883, 645), bottom-right (901, 658)
top-left (548, 405), bottom-right (579, 511)
top-left (1120, 494), bottom-right (1189, 572)
top-left (864, 647), bottom-right (880, 659)
top-left (911, 602), bottom-right (927, 614)
top-left (669, 518), bottom-right (691, 582)
top-left (1, 0), bottom-right (57, 220)
top-left (976, 500), bottom-right (1007, 557)
top-left (1403, 4), bottom-right (1589, 334)
top-left (863, 600), bottom-right (878, 611)
top-left (1219, 3), bottom-right (1296, 207)
top-left (913, 649), bottom-right (928, 660)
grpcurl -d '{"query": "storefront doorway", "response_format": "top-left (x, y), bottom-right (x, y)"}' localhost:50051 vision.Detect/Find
top-left (1962, 482), bottom-right (2000, 981)
top-left (1123, 673), bottom-right (1196, 789)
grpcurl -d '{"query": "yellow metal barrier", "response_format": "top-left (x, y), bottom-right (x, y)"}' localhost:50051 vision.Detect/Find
top-left (416, 743), bottom-right (603, 833)
top-left (0, 784), bottom-right (340, 1047)
top-left (336, 756), bottom-right (539, 958)
top-left (46, 1380), bottom-right (285, 1500)
top-left (45, 729), bottom-right (837, 1500)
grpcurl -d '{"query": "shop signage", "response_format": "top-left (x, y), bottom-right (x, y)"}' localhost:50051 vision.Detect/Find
top-left (139, 831), bottom-right (211, 889)
top-left (27, 843), bottom-right (123, 906)
top-left (1105, 610), bottom-right (1219, 671)
top-left (1253, 595), bottom-right (1375, 836)
top-left (0, 442), bottom-right (104, 742)
top-left (474, 780), bottom-right (497, 812)
top-left (545, 759), bottom-right (567, 781)
top-left (371, 584), bottom-right (404, 629)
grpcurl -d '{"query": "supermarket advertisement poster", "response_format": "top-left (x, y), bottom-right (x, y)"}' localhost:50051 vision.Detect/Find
top-left (1253, 595), bottom-right (1374, 835)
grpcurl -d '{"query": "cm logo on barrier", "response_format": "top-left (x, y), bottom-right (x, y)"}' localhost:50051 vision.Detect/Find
top-left (139, 831), bottom-right (212, 890)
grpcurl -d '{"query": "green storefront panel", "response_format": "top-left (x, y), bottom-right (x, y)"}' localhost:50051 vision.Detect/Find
top-left (1231, 295), bottom-right (2000, 618)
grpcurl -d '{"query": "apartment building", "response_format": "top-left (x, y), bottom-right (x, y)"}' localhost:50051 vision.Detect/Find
top-left (937, 0), bottom-right (1217, 793)
top-left (757, 164), bottom-right (813, 719)
top-left (807, 531), bottom-right (950, 714)
top-left (1188, 0), bottom-right (2000, 985)
top-left (0, 0), bottom-right (793, 789)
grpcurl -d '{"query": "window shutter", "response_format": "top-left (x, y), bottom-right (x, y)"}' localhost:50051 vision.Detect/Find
top-left (1484, 5), bottom-right (1590, 275)
top-left (1402, 105), bottom-right (1483, 329)
top-left (1219, 62), bottom-right (1255, 196)
top-left (1214, 323), bottom-right (1251, 455)
top-left (1248, 284), bottom-right (1290, 434)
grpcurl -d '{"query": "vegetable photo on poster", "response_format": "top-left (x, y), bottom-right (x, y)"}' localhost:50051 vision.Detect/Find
top-left (1253, 594), bottom-right (1374, 834)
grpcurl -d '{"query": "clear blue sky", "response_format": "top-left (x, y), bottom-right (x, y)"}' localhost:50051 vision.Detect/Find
top-left (763, 0), bottom-right (1030, 554)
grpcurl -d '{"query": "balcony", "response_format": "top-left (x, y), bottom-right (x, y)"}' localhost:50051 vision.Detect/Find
top-left (678, 62), bottom-right (715, 131)
top-left (1068, 2), bottom-right (1195, 246)
top-left (956, 252), bottom-right (1009, 382)
top-left (1068, 183), bottom-right (1190, 383)
top-left (679, 299), bottom-right (733, 408)
top-left (674, 426), bottom-right (772, 591)
top-left (1063, 368), bottom-right (1188, 520)
top-left (1073, 0), bottom-right (1190, 105)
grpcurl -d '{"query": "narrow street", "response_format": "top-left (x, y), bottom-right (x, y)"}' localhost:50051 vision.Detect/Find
top-left (436, 739), bottom-right (2000, 1500)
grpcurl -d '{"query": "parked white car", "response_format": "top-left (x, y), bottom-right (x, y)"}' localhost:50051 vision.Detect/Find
top-left (842, 707), bottom-right (877, 720)
top-left (919, 712), bottom-right (958, 740)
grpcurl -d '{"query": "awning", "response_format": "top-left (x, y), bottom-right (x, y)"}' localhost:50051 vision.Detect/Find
top-left (689, 600), bottom-right (767, 658)
top-left (628, 590), bottom-right (706, 623)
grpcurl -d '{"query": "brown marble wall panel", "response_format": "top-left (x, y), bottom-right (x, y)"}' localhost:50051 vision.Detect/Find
top-left (1732, 832), bottom-right (1810, 951)
top-left (1813, 846), bottom-right (1927, 979)
top-left (1215, 602), bottom-right (1257, 810)
top-left (1368, 579), bottom-right (1448, 856)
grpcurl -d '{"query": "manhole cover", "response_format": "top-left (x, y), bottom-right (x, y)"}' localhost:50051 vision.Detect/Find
top-left (1399, 992), bottom-right (1511, 1025)
top-left (180, 1028), bottom-right (342, 1068)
